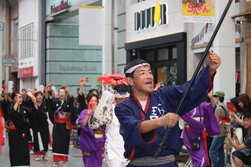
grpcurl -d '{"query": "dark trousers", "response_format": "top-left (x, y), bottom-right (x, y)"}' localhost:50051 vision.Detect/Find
top-left (33, 126), bottom-right (49, 153)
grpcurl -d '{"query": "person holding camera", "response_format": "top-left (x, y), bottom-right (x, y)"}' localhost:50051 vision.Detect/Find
top-left (227, 113), bottom-right (251, 167)
top-left (209, 91), bottom-right (230, 167)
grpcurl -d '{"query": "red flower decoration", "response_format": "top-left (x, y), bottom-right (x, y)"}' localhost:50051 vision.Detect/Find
top-left (227, 102), bottom-right (237, 113)
top-left (80, 78), bottom-right (90, 82)
top-left (98, 73), bottom-right (128, 86)
top-left (218, 115), bottom-right (231, 123)
top-left (45, 83), bottom-right (53, 89)
top-left (61, 85), bottom-right (68, 88)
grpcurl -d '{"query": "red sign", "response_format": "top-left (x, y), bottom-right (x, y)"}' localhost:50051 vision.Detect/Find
top-left (51, 0), bottom-right (69, 14)
top-left (19, 66), bottom-right (33, 78)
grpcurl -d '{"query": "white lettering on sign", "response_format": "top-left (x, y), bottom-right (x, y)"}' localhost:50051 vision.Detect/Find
top-left (134, 3), bottom-right (168, 31)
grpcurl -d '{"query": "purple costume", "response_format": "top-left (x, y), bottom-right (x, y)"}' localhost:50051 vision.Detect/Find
top-left (78, 109), bottom-right (105, 167)
top-left (182, 102), bottom-right (220, 167)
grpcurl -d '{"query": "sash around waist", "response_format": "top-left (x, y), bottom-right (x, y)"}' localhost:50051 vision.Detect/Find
top-left (54, 117), bottom-right (68, 123)
top-left (129, 155), bottom-right (175, 166)
top-left (54, 112), bottom-right (70, 118)
top-left (4, 120), bottom-right (16, 130)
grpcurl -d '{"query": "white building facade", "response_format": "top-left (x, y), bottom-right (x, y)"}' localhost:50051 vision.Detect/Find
top-left (113, 0), bottom-right (237, 101)
top-left (18, 0), bottom-right (41, 90)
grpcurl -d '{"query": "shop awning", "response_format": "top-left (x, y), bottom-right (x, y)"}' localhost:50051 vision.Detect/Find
top-left (232, 11), bottom-right (251, 19)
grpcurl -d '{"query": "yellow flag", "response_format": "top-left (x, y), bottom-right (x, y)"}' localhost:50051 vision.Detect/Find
top-left (154, 3), bottom-right (161, 24)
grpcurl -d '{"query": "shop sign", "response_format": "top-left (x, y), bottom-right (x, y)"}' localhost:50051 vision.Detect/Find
top-left (19, 66), bottom-right (33, 78)
top-left (182, 0), bottom-right (215, 23)
top-left (134, 3), bottom-right (168, 31)
top-left (2, 58), bottom-right (17, 67)
top-left (51, 0), bottom-right (70, 14)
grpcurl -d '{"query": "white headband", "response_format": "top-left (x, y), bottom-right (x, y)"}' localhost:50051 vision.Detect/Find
top-left (125, 63), bottom-right (150, 74)
top-left (115, 92), bottom-right (130, 99)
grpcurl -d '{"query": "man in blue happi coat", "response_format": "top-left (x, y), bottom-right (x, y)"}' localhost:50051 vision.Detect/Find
top-left (115, 52), bottom-right (221, 167)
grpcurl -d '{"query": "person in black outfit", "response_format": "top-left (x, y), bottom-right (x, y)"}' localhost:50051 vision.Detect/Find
top-left (8, 92), bottom-right (34, 166)
top-left (29, 91), bottom-right (50, 161)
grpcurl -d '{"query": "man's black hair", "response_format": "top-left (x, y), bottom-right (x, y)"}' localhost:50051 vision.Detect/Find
top-left (243, 113), bottom-right (251, 119)
top-left (219, 96), bottom-right (224, 103)
top-left (113, 84), bottom-right (129, 93)
top-left (86, 93), bottom-right (99, 104)
top-left (213, 95), bottom-right (224, 103)
top-left (230, 97), bottom-right (242, 112)
top-left (35, 91), bottom-right (43, 97)
top-left (88, 89), bottom-right (100, 98)
top-left (8, 92), bottom-right (19, 100)
top-left (124, 59), bottom-right (149, 77)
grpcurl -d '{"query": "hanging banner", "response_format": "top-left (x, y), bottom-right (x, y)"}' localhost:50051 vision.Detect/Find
top-left (182, 0), bottom-right (215, 23)
top-left (191, 23), bottom-right (209, 46)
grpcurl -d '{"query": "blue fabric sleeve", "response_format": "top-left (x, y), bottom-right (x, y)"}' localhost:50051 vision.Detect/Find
top-left (156, 67), bottom-right (211, 116)
top-left (115, 104), bottom-right (155, 147)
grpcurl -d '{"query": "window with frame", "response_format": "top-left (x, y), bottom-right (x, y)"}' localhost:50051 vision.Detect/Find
top-left (19, 23), bottom-right (34, 59)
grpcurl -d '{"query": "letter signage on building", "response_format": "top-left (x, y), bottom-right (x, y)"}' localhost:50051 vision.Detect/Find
top-left (51, 0), bottom-right (70, 14)
top-left (2, 58), bottom-right (17, 67)
top-left (134, 3), bottom-right (168, 31)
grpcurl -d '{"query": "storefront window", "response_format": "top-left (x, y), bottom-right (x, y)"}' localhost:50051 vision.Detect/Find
top-left (157, 63), bottom-right (177, 86)
top-left (157, 48), bottom-right (169, 61)
top-left (145, 50), bottom-right (155, 62)
top-left (126, 32), bottom-right (187, 86)
top-left (172, 47), bottom-right (177, 59)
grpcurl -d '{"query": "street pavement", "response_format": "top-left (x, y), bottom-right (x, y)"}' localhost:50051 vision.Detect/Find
top-left (0, 144), bottom-right (83, 167)
top-left (0, 139), bottom-right (108, 167)
top-left (0, 134), bottom-right (233, 167)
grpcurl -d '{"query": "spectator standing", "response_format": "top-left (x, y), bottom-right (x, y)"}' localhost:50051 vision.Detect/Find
top-left (209, 91), bottom-right (230, 167)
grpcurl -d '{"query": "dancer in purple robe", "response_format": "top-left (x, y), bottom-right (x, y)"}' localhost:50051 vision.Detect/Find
top-left (181, 92), bottom-right (220, 167)
top-left (78, 93), bottom-right (105, 167)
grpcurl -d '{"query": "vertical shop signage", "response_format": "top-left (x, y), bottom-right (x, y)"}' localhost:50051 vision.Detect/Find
top-left (134, 3), bottom-right (168, 31)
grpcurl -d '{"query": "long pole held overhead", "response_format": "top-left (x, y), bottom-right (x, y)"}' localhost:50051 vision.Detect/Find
top-left (154, 0), bottom-right (233, 159)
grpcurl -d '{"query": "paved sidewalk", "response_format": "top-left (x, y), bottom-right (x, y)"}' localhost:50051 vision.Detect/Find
top-left (0, 144), bottom-right (83, 167)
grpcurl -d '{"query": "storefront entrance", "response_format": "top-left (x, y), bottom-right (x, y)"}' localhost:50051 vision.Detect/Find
top-left (125, 32), bottom-right (187, 86)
